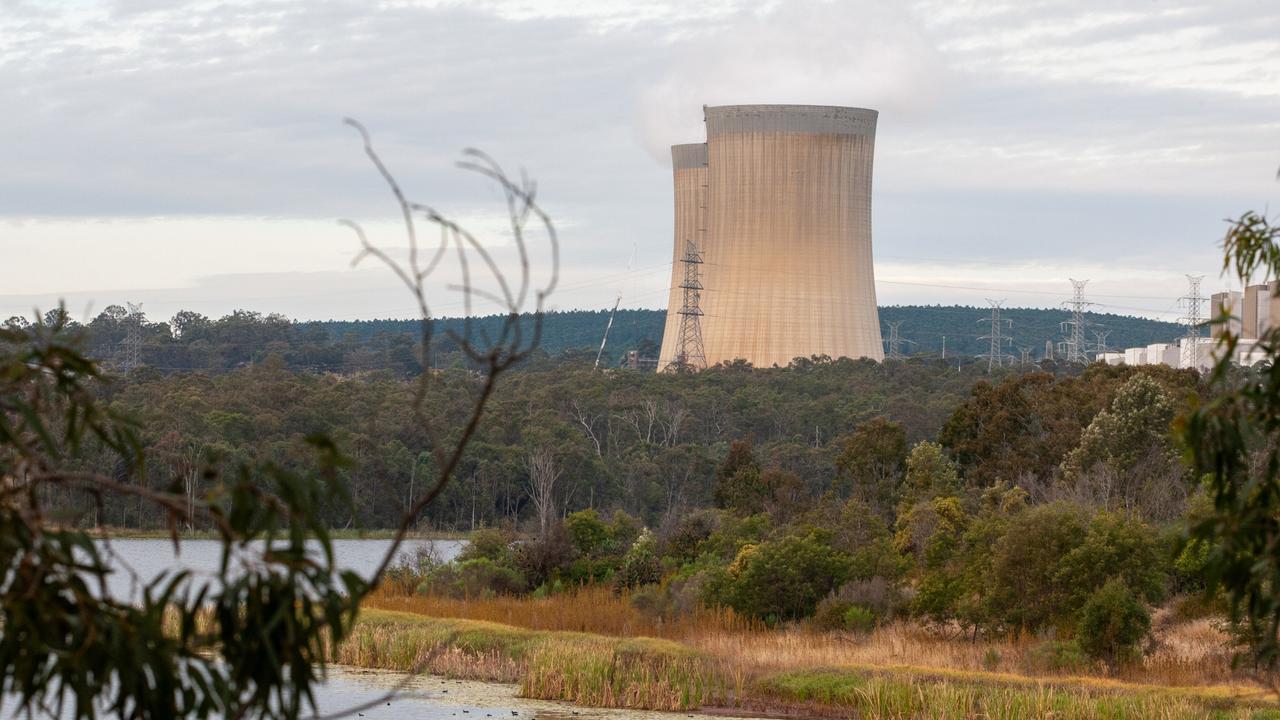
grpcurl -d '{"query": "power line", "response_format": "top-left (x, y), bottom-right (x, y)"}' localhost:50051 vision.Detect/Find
top-left (1178, 274), bottom-right (1206, 369)
top-left (1059, 279), bottom-right (1093, 364)
top-left (1092, 329), bottom-right (1112, 358)
top-left (664, 192), bottom-right (707, 372)
top-left (978, 299), bottom-right (1013, 371)
top-left (883, 320), bottom-right (916, 360)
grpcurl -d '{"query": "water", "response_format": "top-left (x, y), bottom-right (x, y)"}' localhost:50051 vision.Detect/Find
top-left (9, 668), bottom-right (753, 720)
top-left (93, 537), bottom-right (464, 600)
top-left (312, 670), bottom-right (751, 720)
top-left (16, 539), bottom-right (755, 719)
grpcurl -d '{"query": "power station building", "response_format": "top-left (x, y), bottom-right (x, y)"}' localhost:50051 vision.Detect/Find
top-left (658, 104), bottom-right (884, 369)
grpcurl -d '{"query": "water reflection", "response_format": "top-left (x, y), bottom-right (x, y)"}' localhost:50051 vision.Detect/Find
top-left (94, 537), bottom-right (463, 600)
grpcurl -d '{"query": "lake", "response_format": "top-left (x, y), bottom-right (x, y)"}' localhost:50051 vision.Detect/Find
top-left (18, 538), bottom-right (753, 720)
top-left (93, 536), bottom-right (465, 600)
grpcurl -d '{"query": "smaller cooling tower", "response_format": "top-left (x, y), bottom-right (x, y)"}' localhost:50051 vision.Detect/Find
top-left (659, 105), bottom-right (883, 369)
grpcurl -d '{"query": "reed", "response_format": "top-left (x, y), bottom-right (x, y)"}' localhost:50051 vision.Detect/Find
top-left (364, 584), bottom-right (760, 638)
top-left (335, 610), bottom-right (1280, 719)
top-left (752, 669), bottom-right (1280, 720)
top-left (335, 611), bottom-right (725, 710)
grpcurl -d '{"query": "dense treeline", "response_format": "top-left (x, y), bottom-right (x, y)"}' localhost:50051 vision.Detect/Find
top-left (378, 360), bottom-right (1209, 667)
top-left (6, 304), bottom-right (1181, 375)
top-left (28, 317), bottom-right (1219, 664)
top-left (78, 355), bottom-right (994, 530)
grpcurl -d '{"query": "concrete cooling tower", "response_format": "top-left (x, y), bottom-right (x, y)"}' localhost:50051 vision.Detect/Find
top-left (658, 104), bottom-right (883, 369)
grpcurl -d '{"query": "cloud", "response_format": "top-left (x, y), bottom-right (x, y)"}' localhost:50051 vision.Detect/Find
top-left (1, 0), bottom-right (1277, 320)
top-left (635, 0), bottom-right (945, 161)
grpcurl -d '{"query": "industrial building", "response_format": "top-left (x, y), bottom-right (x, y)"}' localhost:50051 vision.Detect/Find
top-left (1104, 282), bottom-right (1278, 370)
top-left (658, 104), bottom-right (884, 369)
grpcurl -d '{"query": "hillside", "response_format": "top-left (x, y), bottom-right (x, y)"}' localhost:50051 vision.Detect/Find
top-left (320, 306), bottom-right (1182, 363)
top-left (47, 304), bottom-right (1184, 373)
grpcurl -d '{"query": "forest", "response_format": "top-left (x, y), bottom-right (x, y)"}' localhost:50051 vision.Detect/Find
top-left (9, 298), bottom-right (1246, 690)
top-left (5, 304), bottom-right (1183, 375)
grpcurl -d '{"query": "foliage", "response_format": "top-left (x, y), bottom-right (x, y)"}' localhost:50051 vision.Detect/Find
top-left (1055, 511), bottom-right (1166, 612)
top-left (60, 305), bottom-right (1181, 377)
top-left (714, 439), bottom-right (765, 515)
top-left (615, 528), bottom-right (662, 591)
top-left (418, 557), bottom-right (526, 598)
top-left (1178, 209), bottom-right (1280, 670)
top-left (1077, 579), bottom-right (1151, 667)
top-left (898, 440), bottom-right (961, 508)
top-left (715, 529), bottom-right (851, 621)
top-left (0, 121), bottom-right (560, 718)
top-left (459, 527), bottom-right (515, 563)
top-left (0, 313), bottom-right (368, 719)
top-left (834, 417), bottom-right (907, 517)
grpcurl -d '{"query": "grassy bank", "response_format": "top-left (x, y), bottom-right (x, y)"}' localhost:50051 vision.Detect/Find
top-left (338, 610), bottom-right (1279, 719)
top-left (363, 586), bottom-right (1238, 687)
top-left (336, 610), bottom-right (728, 711)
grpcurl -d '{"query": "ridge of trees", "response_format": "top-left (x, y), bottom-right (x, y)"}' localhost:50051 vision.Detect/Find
top-left (3, 305), bottom-right (1183, 375)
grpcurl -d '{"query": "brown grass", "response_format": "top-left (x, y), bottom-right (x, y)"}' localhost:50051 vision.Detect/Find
top-left (336, 609), bottom-right (1279, 719)
top-left (364, 583), bottom-right (762, 638)
top-left (364, 586), bottom-right (1245, 690)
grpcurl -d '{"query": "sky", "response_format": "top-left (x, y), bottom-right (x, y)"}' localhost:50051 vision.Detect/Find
top-left (2, 0), bottom-right (1278, 325)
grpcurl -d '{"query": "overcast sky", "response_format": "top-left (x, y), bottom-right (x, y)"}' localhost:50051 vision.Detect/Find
top-left (3, 0), bottom-right (1278, 324)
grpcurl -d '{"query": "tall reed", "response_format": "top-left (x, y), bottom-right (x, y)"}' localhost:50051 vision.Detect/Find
top-left (364, 583), bottom-right (761, 638)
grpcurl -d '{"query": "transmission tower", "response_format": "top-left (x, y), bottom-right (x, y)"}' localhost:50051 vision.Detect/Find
top-left (883, 321), bottom-right (916, 360)
top-left (1044, 339), bottom-right (1055, 362)
top-left (1178, 274), bottom-right (1206, 369)
top-left (664, 202), bottom-right (707, 372)
top-left (1018, 347), bottom-right (1033, 366)
top-left (978, 299), bottom-right (1014, 371)
top-left (119, 302), bottom-right (143, 372)
top-left (1058, 278), bottom-right (1093, 363)
top-left (1092, 329), bottom-right (1111, 359)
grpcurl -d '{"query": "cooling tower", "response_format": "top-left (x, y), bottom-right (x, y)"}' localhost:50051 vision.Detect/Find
top-left (659, 104), bottom-right (883, 368)
top-left (657, 144), bottom-right (708, 369)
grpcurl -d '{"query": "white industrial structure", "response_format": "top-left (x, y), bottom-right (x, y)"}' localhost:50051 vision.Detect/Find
top-left (1103, 282), bottom-right (1276, 370)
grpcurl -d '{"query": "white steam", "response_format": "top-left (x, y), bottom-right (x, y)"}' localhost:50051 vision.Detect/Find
top-left (635, 0), bottom-right (944, 163)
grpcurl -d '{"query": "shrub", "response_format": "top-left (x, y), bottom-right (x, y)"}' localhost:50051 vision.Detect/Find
top-left (511, 523), bottom-right (574, 590)
top-left (842, 605), bottom-right (876, 633)
top-left (831, 577), bottom-right (901, 620)
top-left (1054, 511), bottom-right (1166, 613)
top-left (608, 510), bottom-right (643, 552)
top-left (1022, 640), bottom-right (1089, 674)
top-left (459, 527), bottom-right (513, 564)
top-left (615, 528), bottom-right (662, 591)
top-left (1077, 579), bottom-right (1150, 668)
top-left (386, 543), bottom-right (445, 591)
top-left (985, 502), bottom-right (1088, 631)
top-left (810, 598), bottom-right (855, 631)
top-left (565, 509), bottom-right (612, 557)
top-left (721, 530), bottom-right (850, 622)
top-left (418, 558), bottom-right (526, 599)
top-left (981, 648), bottom-right (1001, 671)
top-left (660, 509), bottom-right (718, 564)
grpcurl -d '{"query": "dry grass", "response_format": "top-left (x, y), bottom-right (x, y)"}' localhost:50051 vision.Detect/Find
top-left (365, 586), bottom-right (1241, 688)
top-left (692, 619), bottom-right (1243, 688)
top-left (335, 610), bottom-right (727, 711)
top-left (363, 583), bottom-right (762, 638)
top-left (336, 609), bottom-right (1280, 719)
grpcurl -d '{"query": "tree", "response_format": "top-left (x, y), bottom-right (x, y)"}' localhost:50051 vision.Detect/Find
top-left (898, 440), bottom-right (960, 509)
top-left (1179, 208), bottom-right (1280, 672)
top-left (1077, 579), bottom-right (1151, 669)
top-left (720, 530), bottom-right (851, 621)
top-left (526, 447), bottom-right (564, 538)
top-left (714, 439), bottom-right (766, 515)
top-left (0, 120), bottom-right (560, 719)
top-left (834, 417), bottom-right (907, 517)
